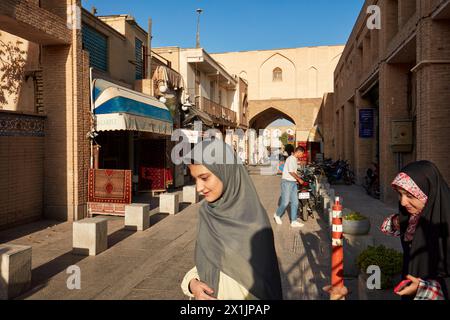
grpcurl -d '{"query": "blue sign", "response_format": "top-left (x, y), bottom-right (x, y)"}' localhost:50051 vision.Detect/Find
top-left (359, 109), bottom-right (374, 138)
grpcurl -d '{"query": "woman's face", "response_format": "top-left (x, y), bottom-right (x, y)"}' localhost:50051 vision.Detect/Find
top-left (395, 187), bottom-right (425, 215)
top-left (188, 164), bottom-right (224, 203)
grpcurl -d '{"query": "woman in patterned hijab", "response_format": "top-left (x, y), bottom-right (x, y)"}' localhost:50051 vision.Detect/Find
top-left (381, 161), bottom-right (450, 300)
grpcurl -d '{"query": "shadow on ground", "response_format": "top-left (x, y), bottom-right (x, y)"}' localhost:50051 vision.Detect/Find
top-left (0, 220), bottom-right (65, 243)
top-left (15, 251), bottom-right (86, 300)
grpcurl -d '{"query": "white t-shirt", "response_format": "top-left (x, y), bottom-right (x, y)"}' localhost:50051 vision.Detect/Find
top-left (282, 155), bottom-right (298, 181)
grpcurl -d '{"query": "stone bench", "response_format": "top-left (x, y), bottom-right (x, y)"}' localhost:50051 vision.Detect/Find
top-left (183, 185), bottom-right (198, 204)
top-left (0, 244), bottom-right (32, 300)
top-left (159, 193), bottom-right (180, 215)
top-left (125, 203), bottom-right (150, 231)
top-left (72, 217), bottom-right (108, 256)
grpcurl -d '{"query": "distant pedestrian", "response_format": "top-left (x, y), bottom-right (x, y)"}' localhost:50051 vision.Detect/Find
top-left (381, 160), bottom-right (450, 300)
top-left (273, 146), bottom-right (305, 228)
top-left (180, 138), bottom-right (282, 300)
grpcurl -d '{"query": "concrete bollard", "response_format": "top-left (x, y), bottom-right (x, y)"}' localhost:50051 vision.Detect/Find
top-left (329, 189), bottom-right (335, 204)
top-left (159, 193), bottom-right (180, 215)
top-left (323, 195), bottom-right (331, 221)
top-left (183, 185), bottom-right (198, 204)
top-left (0, 244), bottom-right (32, 300)
top-left (125, 203), bottom-right (150, 231)
top-left (73, 217), bottom-right (108, 256)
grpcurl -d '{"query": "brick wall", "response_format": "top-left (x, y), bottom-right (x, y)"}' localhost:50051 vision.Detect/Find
top-left (1, 0), bottom-right (89, 228)
top-left (327, 0), bottom-right (450, 204)
top-left (320, 93), bottom-right (335, 157)
top-left (0, 114), bottom-right (45, 230)
top-left (0, 0), bottom-right (71, 45)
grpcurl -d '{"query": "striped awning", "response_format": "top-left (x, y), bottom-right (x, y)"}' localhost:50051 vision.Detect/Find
top-left (93, 79), bottom-right (173, 135)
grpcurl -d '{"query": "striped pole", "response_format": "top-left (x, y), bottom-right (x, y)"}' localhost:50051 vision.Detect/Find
top-left (331, 196), bottom-right (344, 300)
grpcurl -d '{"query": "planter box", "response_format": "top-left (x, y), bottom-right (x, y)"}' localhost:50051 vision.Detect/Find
top-left (343, 218), bottom-right (370, 235)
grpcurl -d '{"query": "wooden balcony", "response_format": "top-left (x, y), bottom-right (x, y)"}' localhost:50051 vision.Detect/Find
top-left (195, 96), bottom-right (237, 126)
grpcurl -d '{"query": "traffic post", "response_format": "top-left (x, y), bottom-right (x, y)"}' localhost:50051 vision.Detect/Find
top-left (331, 196), bottom-right (345, 300)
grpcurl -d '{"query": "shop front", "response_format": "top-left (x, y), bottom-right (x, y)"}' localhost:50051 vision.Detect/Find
top-left (89, 79), bottom-right (174, 216)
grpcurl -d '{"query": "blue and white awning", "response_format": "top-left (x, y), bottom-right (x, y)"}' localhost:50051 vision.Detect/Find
top-left (92, 79), bottom-right (173, 135)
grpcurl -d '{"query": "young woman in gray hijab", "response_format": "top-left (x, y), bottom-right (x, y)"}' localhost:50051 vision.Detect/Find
top-left (180, 138), bottom-right (283, 300)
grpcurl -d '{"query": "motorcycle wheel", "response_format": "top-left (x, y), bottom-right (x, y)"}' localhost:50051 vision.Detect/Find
top-left (299, 200), bottom-right (308, 222)
top-left (344, 173), bottom-right (352, 185)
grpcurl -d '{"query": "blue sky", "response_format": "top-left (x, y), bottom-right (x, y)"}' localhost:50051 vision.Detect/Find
top-left (81, 0), bottom-right (364, 53)
top-left (81, 0), bottom-right (364, 127)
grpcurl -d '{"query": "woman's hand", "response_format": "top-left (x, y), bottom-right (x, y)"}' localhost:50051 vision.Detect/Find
top-left (323, 285), bottom-right (349, 300)
top-left (189, 279), bottom-right (217, 300)
top-left (392, 214), bottom-right (400, 230)
top-left (396, 275), bottom-right (420, 297)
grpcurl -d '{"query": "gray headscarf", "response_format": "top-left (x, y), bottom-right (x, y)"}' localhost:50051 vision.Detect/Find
top-left (184, 138), bottom-right (282, 300)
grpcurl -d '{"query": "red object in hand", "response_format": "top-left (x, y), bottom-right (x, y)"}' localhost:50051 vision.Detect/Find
top-left (394, 279), bottom-right (413, 293)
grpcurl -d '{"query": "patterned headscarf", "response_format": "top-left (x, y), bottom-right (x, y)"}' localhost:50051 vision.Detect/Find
top-left (390, 161), bottom-right (450, 299)
top-left (392, 172), bottom-right (428, 241)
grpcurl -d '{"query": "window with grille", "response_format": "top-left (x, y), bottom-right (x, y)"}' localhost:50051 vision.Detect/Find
top-left (135, 38), bottom-right (144, 80)
top-left (273, 67), bottom-right (283, 82)
top-left (82, 23), bottom-right (108, 72)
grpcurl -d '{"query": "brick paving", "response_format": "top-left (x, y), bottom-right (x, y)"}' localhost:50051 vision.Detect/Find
top-left (0, 168), bottom-right (402, 300)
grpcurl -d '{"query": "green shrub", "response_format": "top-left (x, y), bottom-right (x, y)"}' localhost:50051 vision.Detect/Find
top-left (343, 211), bottom-right (367, 221)
top-left (357, 245), bottom-right (403, 289)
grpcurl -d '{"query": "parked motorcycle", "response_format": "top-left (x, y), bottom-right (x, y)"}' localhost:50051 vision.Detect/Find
top-left (363, 163), bottom-right (380, 199)
top-left (325, 160), bottom-right (355, 185)
top-left (297, 167), bottom-right (317, 222)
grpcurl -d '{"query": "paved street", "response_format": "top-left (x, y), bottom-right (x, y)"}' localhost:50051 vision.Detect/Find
top-left (0, 169), bottom-right (402, 300)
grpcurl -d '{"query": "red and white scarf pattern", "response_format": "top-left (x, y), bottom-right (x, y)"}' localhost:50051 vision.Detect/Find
top-left (391, 172), bottom-right (428, 242)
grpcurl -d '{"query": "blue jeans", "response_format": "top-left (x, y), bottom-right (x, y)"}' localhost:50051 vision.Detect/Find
top-left (276, 180), bottom-right (298, 222)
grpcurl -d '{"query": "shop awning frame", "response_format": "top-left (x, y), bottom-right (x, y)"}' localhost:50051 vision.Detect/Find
top-left (93, 79), bottom-right (173, 135)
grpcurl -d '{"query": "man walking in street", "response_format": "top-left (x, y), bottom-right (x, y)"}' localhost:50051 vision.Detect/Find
top-left (274, 146), bottom-right (306, 227)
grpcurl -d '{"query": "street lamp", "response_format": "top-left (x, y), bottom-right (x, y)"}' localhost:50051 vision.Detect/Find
top-left (196, 8), bottom-right (203, 48)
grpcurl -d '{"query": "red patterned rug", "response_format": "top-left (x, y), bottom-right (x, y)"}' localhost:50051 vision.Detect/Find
top-left (139, 166), bottom-right (173, 191)
top-left (88, 169), bottom-right (132, 204)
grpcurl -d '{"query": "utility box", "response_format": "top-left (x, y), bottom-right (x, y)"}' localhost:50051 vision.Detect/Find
top-left (391, 120), bottom-right (413, 152)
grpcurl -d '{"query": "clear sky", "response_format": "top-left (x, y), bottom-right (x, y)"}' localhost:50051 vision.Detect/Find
top-left (81, 0), bottom-right (364, 53)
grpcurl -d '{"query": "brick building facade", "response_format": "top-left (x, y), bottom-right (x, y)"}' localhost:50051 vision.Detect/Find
top-left (0, 0), bottom-right (90, 229)
top-left (322, 0), bottom-right (450, 203)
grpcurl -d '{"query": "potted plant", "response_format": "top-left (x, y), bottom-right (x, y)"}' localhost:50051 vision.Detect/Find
top-left (356, 245), bottom-right (403, 300)
top-left (342, 211), bottom-right (370, 235)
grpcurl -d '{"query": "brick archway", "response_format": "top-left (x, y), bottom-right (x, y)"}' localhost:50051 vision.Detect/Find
top-left (249, 107), bottom-right (296, 130)
top-left (248, 98), bottom-right (323, 131)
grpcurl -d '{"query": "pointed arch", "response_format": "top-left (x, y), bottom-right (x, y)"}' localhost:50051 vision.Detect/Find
top-left (331, 52), bottom-right (343, 63)
top-left (259, 53), bottom-right (297, 99)
top-left (239, 70), bottom-right (248, 81)
top-left (249, 107), bottom-right (296, 131)
top-left (260, 52), bottom-right (296, 70)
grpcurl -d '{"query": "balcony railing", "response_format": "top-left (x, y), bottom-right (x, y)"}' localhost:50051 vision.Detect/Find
top-left (195, 96), bottom-right (237, 126)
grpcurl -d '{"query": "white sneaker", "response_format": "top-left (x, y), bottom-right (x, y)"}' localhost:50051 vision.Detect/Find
top-left (273, 214), bottom-right (282, 225)
top-left (290, 221), bottom-right (305, 228)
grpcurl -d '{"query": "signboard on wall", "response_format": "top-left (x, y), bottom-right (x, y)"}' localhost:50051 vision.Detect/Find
top-left (287, 135), bottom-right (295, 145)
top-left (359, 109), bottom-right (374, 138)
